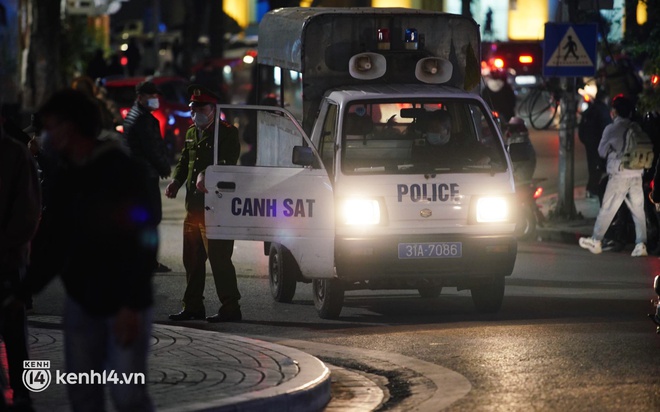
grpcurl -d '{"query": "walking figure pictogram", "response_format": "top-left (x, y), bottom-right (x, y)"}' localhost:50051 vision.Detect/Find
top-left (563, 35), bottom-right (579, 61)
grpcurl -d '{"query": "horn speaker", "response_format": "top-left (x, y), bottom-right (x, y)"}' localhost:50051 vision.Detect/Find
top-left (348, 53), bottom-right (386, 80)
top-left (415, 57), bottom-right (453, 84)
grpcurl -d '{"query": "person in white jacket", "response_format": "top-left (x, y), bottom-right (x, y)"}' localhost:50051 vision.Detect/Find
top-left (579, 94), bottom-right (647, 257)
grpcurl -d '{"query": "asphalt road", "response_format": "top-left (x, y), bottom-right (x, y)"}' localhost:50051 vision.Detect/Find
top-left (31, 231), bottom-right (660, 411)
top-left (27, 125), bottom-right (660, 411)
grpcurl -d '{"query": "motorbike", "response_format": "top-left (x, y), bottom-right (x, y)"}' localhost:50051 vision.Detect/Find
top-left (515, 179), bottom-right (546, 241)
top-left (648, 275), bottom-right (660, 333)
top-left (503, 117), bottom-right (544, 241)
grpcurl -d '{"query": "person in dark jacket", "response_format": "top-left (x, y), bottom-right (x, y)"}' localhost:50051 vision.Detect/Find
top-left (86, 48), bottom-right (108, 80)
top-left (71, 75), bottom-right (117, 132)
top-left (578, 89), bottom-right (612, 198)
top-left (482, 69), bottom-right (516, 123)
top-left (124, 80), bottom-right (172, 272)
top-left (17, 89), bottom-right (157, 411)
top-left (125, 37), bottom-right (142, 76)
top-left (166, 84), bottom-right (242, 323)
top-left (649, 112), bottom-right (660, 205)
top-left (0, 119), bottom-right (41, 411)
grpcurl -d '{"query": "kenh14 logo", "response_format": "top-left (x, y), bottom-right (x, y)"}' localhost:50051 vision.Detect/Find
top-left (22, 360), bottom-right (52, 392)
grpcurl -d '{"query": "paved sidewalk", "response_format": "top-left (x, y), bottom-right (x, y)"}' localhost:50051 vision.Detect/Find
top-left (24, 316), bottom-right (331, 412)
top-left (535, 185), bottom-right (599, 244)
top-left (12, 180), bottom-right (332, 411)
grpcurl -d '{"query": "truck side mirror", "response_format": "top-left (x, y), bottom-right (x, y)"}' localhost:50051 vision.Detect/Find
top-left (292, 146), bottom-right (315, 166)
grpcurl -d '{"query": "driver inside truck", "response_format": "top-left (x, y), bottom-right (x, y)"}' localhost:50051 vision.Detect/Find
top-left (411, 110), bottom-right (491, 169)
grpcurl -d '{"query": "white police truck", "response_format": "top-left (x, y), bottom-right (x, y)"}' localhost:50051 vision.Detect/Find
top-left (204, 8), bottom-right (519, 319)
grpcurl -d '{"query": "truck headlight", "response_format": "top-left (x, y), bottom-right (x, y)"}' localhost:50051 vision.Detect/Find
top-left (340, 198), bottom-right (381, 225)
top-left (474, 196), bottom-right (510, 223)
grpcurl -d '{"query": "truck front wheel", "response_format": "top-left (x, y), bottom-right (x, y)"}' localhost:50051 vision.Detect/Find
top-left (312, 279), bottom-right (344, 319)
top-left (470, 276), bottom-right (505, 313)
top-left (269, 243), bottom-right (298, 303)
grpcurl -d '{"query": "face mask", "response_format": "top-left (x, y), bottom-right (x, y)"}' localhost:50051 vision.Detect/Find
top-left (486, 78), bottom-right (504, 92)
top-left (192, 112), bottom-right (211, 128)
top-left (147, 98), bottom-right (160, 110)
top-left (426, 131), bottom-right (450, 146)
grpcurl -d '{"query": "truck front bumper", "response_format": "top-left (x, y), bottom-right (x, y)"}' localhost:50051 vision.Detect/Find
top-left (335, 234), bottom-right (517, 285)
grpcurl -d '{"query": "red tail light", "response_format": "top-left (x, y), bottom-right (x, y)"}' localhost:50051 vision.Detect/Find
top-left (533, 187), bottom-right (543, 200)
top-left (652, 74), bottom-right (659, 86)
top-left (120, 107), bottom-right (130, 119)
top-left (492, 58), bottom-right (504, 69)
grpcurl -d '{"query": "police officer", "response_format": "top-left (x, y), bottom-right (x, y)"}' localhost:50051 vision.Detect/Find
top-left (166, 84), bottom-right (242, 322)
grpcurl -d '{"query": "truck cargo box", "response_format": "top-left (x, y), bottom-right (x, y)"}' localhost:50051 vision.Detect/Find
top-left (258, 7), bottom-right (482, 131)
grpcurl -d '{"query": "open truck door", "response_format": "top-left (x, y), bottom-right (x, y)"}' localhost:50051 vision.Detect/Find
top-left (204, 105), bottom-right (336, 284)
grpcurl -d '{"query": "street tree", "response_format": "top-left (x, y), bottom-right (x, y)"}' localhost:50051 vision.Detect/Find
top-left (24, 0), bottom-right (62, 111)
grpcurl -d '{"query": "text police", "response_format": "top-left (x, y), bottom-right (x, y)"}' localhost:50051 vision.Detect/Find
top-left (397, 183), bottom-right (460, 202)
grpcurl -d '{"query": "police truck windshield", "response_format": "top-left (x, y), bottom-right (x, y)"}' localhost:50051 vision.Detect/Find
top-left (341, 100), bottom-right (507, 175)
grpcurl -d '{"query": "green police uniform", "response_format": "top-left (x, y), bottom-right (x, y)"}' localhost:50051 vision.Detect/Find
top-left (172, 122), bottom-right (240, 212)
top-left (169, 88), bottom-right (242, 322)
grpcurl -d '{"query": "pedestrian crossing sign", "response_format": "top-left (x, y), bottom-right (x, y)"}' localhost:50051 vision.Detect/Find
top-left (543, 23), bottom-right (598, 77)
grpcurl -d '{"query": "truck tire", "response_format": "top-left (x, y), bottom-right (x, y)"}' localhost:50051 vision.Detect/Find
top-left (312, 279), bottom-right (344, 319)
top-left (471, 276), bottom-right (505, 313)
top-left (417, 286), bottom-right (442, 299)
top-left (268, 243), bottom-right (298, 303)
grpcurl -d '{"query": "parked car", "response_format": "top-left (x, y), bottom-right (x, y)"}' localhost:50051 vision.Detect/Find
top-left (482, 41), bottom-right (543, 88)
top-left (104, 76), bottom-right (191, 159)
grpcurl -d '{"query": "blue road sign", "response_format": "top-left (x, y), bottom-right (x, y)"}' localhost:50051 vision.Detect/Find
top-left (543, 23), bottom-right (598, 77)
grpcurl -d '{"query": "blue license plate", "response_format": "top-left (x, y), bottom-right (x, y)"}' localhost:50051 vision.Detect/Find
top-left (398, 242), bottom-right (462, 259)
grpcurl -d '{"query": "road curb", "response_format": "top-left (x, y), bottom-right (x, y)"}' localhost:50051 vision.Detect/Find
top-left (257, 337), bottom-right (472, 412)
top-left (156, 326), bottom-right (332, 412)
top-left (26, 316), bottom-right (332, 412)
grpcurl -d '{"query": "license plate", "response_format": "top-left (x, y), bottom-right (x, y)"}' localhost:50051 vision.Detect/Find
top-left (398, 242), bottom-right (462, 259)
